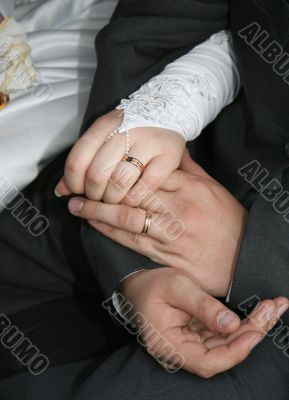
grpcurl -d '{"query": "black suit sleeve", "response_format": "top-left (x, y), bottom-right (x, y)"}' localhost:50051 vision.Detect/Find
top-left (229, 172), bottom-right (289, 311)
top-left (80, 0), bottom-right (229, 298)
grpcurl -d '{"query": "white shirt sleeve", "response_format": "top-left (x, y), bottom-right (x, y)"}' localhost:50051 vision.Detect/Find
top-left (117, 30), bottom-right (240, 142)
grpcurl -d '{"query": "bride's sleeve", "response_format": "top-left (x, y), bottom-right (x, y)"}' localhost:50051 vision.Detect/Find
top-left (117, 30), bottom-right (240, 142)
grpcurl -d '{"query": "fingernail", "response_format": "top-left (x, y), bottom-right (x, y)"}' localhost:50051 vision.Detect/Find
top-left (250, 335), bottom-right (263, 351)
top-left (217, 311), bottom-right (238, 327)
top-left (277, 303), bottom-right (289, 318)
top-left (54, 188), bottom-right (62, 198)
top-left (69, 198), bottom-right (84, 214)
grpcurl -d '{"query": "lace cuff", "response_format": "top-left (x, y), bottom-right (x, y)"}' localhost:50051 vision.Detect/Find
top-left (117, 74), bottom-right (217, 141)
top-left (117, 30), bottom-right (240, 142)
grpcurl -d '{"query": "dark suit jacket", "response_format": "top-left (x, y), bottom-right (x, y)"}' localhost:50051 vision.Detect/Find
top-left (80, 0), bottom-right (289, 313)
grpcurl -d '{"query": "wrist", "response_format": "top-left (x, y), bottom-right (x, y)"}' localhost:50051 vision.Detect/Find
top-left (121, 269), bottom-right (151, 299)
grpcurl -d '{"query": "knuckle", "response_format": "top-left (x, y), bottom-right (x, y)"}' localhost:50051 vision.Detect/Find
top-left (177, 200), bottom-right (193, 218)
top-left (117, 206), bottom-right (138, 230)
top-left (93, 115), bottom-right (110, 130)
top-left (197, 296), bottom-right (216, 317)
top-left (86, 169), bottom-right (106, 187)
top-left (111, 168), bottom-right (133, 191)
top-left (128, 231), bottom-right (140, 244)
top-left (65, 157), bottom-right (80, 175)
top-left (144, 175), bottom-right (162, 192)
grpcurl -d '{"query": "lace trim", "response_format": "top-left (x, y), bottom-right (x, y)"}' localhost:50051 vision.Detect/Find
top-left (210, 30), bottom-right (232, 45)
top-left (0, 17), bottom-right (37, 93)
top-left (117, 75), bottom-right (217, 140)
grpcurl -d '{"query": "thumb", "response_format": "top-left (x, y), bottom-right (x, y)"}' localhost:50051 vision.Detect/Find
top-left (167, 273), bottom-right (240, 334)
top-left (180, 149), bottom-right (208, 178)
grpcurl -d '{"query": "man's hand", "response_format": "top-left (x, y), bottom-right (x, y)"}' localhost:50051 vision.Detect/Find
top-left (66, 152), bottom-right (289, 377)
top-left (68, 149), bottom-right (247, 297)
top-left (119, 268), bottom-right (288, 377)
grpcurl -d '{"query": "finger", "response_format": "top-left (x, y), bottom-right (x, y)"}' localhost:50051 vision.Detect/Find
top-left (243, 297), bottom-right (289, 333)
top-left (124, 184), bottom-right (169, 213)
top-left (183, 298), bottom-right (289, 377)
top-left (126, 183), bottom-right (185, 243)
top-left (125, 155), bottom-right (178, 207)
top-left (68, 198), bottom-right (166, 242)
top-left (60, 110), bottom-right (122, 195)
top-left (180, 148), bottom-right (209, 178)
top-left (166, 274), bottom-right (241, 334)
top-left (55, 177), bottom-right (72, 197)
top-left (137, 188), bottom-right (174, 213)
top-left (201, 298), bottom-right (286, 376)
top-left (124, 171), bottom-right (184, 210)
top-left (85, 134), bottom-right (126, 200)
top-left (89, 221), bottom-right (165, 264)
top-left (196, 331), bottom-right (264, 377)
top-left (102, 146), bottom-right (148, 204)
top-left (205, 297), bottom-right (289, 349)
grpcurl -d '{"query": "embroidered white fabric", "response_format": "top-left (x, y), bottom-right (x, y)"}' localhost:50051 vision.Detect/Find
top-left (0, 17), bottom-right (37, 93)
top-left (117, 30), bottom-right (240, 142)
top-left (0, 0), bottom-right (117, 208)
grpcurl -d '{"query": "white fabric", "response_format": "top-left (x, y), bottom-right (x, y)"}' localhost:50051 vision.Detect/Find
top-left (0, 0), bottom-right (117, 199)
top-left (0, 0), bottom-right (14, 15)
top-left (117, 30), bottom-right (240, 142)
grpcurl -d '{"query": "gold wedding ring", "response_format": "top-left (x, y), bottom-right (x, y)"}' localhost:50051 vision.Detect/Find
top-left (122, 155), bottom-right (145, 174)
top-left (142, 211), bottom-right (153, 236)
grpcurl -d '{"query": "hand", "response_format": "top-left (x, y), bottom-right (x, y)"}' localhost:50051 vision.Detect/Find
top-left (68, 150), bottom-right (247, 297)
top-left (120, 268), bottom-right (289, 377)
top-left (55, 109), bottom-right (185, 204)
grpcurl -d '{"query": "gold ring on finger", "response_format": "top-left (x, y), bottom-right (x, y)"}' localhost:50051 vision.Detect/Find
top-left (122, 155), bottom-right (145, 174)
top-left (142, 210), bottom-right (153, 236)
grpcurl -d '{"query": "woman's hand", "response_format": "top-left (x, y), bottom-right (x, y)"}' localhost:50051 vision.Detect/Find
top-left (55, 109), bottom-right (185, 204)
top-left (67, 150), bottom-right (247, 298)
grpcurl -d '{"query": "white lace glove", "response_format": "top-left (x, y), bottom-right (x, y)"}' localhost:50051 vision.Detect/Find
top-left (117, 30), bottom-right (240, 141)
